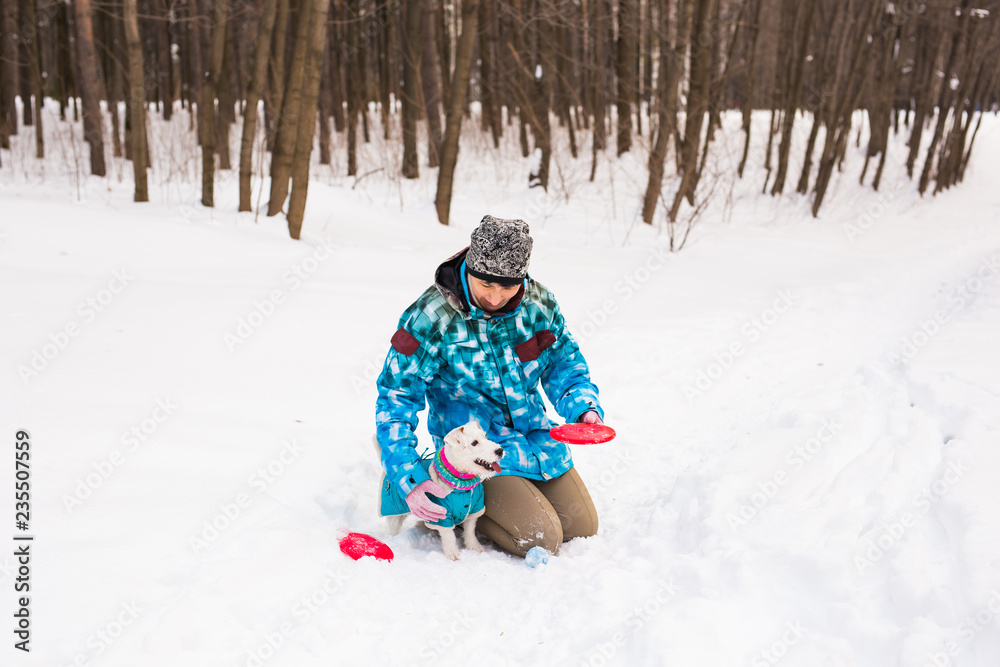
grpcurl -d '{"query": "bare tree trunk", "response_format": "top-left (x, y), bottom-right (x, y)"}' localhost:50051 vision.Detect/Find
top-left (268, 0), bottom-right (315, 213)
top-left (796, 0), bottom-right (842, 194)
top-left (56, 0), bottom-right (75, 123)
top-left (319, 42), bottom-right (332, 163)
top-left (811, 0), bottom-right (881, 217)
top-left (199, 0), bottom-right (229, 207)
top-left (357, 8), bottom-right (370, 144)
top-left (668, 0), bottom-right (716, 220)
top-left (328, 5), bottom-right (345, 133)
top-left (0, 0), bottom-right (17, 150)
top-left (184, 0), bottom-right (203, 133)
top-left (346, 0), bottom-right (359, 175)
top-left (73, 0), bottom-right (107, 175)
top-left (402, 0), bottom-right (424, 178)
top-left (17, 0), bottom-right (31, 127)
top-left (905, 14), bottom-right (944, 179)
top-left (123, 0), bottom-right (149, 200)
top-left (421, 0), bottom-right (443, 166)
top-left (589, 0), bottom-right (608, 180)
top-left (376, 0), bottom-right (392, 139)
top-left (918, 0), bottom-right (971, 196)
top-left (434, 0), bottom-right (478, 225)
top-left (557, 1), bottom-right (576, 158)
top-left (176, 0), bottom-right (190, 114)
top-left (636, 0), bottom-right (646, 135)
top-left (641, 0), bottom-right (691, 224)
top-left (479, 0), bottom-right (499, 148)
top-left (932, 8), bottom-right (995, 192)
top-left (228, 14), bottom-right (244, 114)
top-left (771, 0), bottom-right (816, 195)
top-left (240, 0), bottom-right (280, 211)
top-left (436, 0), bottom-right (451, 108)
top-left (870, 10), bottom-right (901, 191)
top-left (958, 52), bottom-right (1000, 182)
top-left (286, 0), bottom-right (330, 238)
top-left (154, 0), bottom-right (174, 120)
top-left (216, 31), bottom-right (234, 171)
top-left (614, 0), bottom-right (634, 155)
top-left (699, 0), bottom-right (742, 175)
top-left (737, 0), bottom-right (762, 178)
top-left (506, 0), bottom-right (532, 159)
top-left (23, 0), bottom-right (43, 157)
top-left (533, 0), bottom-right (555, 189)
top-left (105, 0), bottom-right (125, 159)
top-left (265, 0), bottom-right (290, 150)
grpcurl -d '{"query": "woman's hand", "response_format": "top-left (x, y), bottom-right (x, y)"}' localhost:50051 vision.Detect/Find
top-left (405, 481), bottom-right (449, 522)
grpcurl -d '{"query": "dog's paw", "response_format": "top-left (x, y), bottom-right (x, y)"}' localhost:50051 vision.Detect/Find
top-left (444, 550), bottom-right (461, 561)
top-left (464, 536), bottom-right (486, 553)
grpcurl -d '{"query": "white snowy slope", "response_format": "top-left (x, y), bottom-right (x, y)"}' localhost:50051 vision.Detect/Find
top-left (1, 108), bottom-right (999, 667)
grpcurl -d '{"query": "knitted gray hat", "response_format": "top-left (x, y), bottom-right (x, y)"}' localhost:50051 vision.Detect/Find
top-left (466, 215), bottom-right (533, 286)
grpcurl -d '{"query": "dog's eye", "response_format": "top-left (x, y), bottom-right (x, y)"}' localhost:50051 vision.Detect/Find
top-left (471, 440), bottom-right (479, 447)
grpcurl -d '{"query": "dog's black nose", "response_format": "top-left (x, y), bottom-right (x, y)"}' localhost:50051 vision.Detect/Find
top-left (495, 447), bottom-right (504, 458)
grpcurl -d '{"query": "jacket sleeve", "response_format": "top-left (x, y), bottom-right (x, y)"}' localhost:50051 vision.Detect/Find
top-left (375, 320), bottom-right (443, 497)
top-left (539, 302), bottom-right (604, 423)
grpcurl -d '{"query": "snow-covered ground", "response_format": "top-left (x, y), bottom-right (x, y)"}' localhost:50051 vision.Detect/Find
top-left (2, 105), bottom-right (1000, 667)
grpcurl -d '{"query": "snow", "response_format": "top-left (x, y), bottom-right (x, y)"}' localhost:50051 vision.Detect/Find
top-left (2, 101), bottom-right (1000, 667)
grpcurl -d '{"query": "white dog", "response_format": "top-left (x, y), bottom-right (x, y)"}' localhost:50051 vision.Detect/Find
top-left (376, 421), bottom-right (504, 560)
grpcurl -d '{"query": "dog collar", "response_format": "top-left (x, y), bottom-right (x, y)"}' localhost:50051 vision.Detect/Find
top-left (431, 448), bottom-right (482, 491)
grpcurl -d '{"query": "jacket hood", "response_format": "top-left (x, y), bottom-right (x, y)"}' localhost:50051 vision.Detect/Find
top-left (434, 247), bottom-right (525, 318)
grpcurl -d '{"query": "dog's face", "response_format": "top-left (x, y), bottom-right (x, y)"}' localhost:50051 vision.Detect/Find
top-left (442, 421), bottom-right (504, 480)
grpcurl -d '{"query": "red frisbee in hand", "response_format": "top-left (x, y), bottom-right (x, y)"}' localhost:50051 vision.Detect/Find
top-left (549, 423), bottom-right (616, 445)
top-left (338, 532), bottom-right (394, 562)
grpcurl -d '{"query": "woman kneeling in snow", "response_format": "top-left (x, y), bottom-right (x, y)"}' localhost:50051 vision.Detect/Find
top-left (374, 215), bottom-right (605, 557)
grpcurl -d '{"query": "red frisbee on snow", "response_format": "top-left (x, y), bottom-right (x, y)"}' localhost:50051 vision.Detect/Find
top-left (338, 532), bottom-right (394, 562)
top-left (549, 423), bottom-right (616, 445)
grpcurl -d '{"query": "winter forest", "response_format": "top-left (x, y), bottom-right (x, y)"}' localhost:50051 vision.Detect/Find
top-left (1, 0), bottom-right (998, 238)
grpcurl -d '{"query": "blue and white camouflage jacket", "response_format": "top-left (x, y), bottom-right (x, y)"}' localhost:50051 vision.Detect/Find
top-left (375, 248), bottom-right (604, 497)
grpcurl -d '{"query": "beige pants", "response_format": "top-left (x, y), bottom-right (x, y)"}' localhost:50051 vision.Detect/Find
top-left (477, 467), bottom-right (598, 558)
